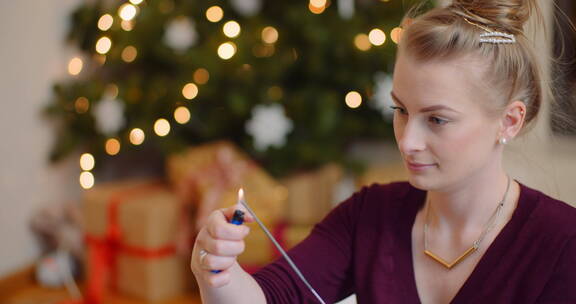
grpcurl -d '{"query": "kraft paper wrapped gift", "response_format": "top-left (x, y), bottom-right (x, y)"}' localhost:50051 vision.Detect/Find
top-left (166, 141), bottom-right (287, 231)
top-left (356, 162), bottom-right (409, 188)
top-left (280, 163), bottom-right (343, 225)
top-left (83, 179), bottom-right (192, 302)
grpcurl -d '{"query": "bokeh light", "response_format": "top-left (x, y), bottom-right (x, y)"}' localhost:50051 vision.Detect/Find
top-left (206, 6), bottom-right (224, 22)
top-left (345, 91), bottom-right (362, 108)
top-left (174, 106), bottom-right (191, 124)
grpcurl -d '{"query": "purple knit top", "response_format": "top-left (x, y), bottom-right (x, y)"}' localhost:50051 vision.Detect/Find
top-left (252, 181), bottom-right (576, 303)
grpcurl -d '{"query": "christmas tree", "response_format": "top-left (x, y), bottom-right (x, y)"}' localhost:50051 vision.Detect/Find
top-left (45, 0), bottom-right (430, 184)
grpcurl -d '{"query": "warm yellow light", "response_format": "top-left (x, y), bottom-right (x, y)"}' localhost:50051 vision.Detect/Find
top-left (345, 91), bottom-right (362, 108)
top-left (80, 153), bottom-right (95, 171)
top-left (308, 3), bottom-right (326, 14)
top-left (368, 28), bottom-right (386, 46)
top-left (206, 6), bottom-right (224, 22)
top-left (94, 54), bottom-right (106, 65)
top-left (129, 0), bottom-right (144, 4)
top-left (95, 36), bottom-right (112, 54)
top-left (121, 20), bottom-right (134, 31)
top-left (182, 83), bottom-right (199, 100)
top-left (121, 45), bottom-right (138, 62)
top-left (75, 97), bottom-right (90, 114)
top-left (310, 0), bottom-right (327, 8)
top-left (154, 118), bottom-right (170, 136)
top-left (354, 34), bottom-right (371, 51)
top-left (129, 128), bottom-right (145, 145)
top-left (391, 27), bottom-right (403, 44)
top-left (193, 68), bottom-right (210, 85)
top-left (68, 57), bottom-right (83, 76)
top-left (223, 21), bottom-right (241, 38)
top-left (262, 26), bottom-right (279, 44)
top-left (105, 84), bottom-right (119, 99)
top-left (105, 138), bottom-right (121, 155)
top-left (119, 3), bottom-right (138, 21)
top-left (174, 106), bottom-right (191, 124)
top-left (217, 42), bottom-right (237, 60)
top-left (98, 14), bottom-right (114, 31)
top-left (79, 172), bottom-right (95, 189)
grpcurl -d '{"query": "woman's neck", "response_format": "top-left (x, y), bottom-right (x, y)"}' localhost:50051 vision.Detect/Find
top-left (425, 167), bottom-right (518, 235)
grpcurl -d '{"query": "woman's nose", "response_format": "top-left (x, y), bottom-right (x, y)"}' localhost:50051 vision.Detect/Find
top-left (398, 120), bottom-right (426, 154)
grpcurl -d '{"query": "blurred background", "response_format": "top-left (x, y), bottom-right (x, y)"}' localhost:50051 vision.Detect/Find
top-left (0, 0), bottom-right (574, 303)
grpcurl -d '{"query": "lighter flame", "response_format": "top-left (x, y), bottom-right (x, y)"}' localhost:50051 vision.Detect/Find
top-left (238, 188), bottom-right (244, 202)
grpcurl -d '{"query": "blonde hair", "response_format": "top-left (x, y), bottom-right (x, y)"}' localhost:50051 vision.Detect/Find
top-left (398, 0), bottom-right (547, 135)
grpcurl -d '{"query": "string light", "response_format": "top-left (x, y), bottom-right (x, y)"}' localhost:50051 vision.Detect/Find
top-left (391, 27), bottom-right (403, 44)
top-left (368, 28), bottom-right (386, 46)
top-left (80, 153), bottom-right (95, 171)
top-left (174, 106), bottom-right (191, 124)
top-left (94, 54), bottom-right (106, 65)
top-left (129, 128), bottom-right (145, 145)
top-left (345, 91), bottom-right (362, 108)
top-left (68, 57), bottom-right (83, 76)
top-left (121, 20), bottom-right (134, 31)
top-left (310, 0), bottom-right (327, 7)
top-left (354, 34), bottom-right (371, 51)
top-left (95, 36), bottom-right (112, 54)
top-left (206, 6), bottom-right (224, 22)
top-left (217, 42), bottom-right (237, 60)
top-left (105, 138), bottom-right (121, 155)
top-left (121, 45), bottom-right (138, 62)
top-left (119, 3), bottom-right (138, 21)
top-left (309, 0), bottom-right (329, 13)
top-left (193, 68), bottom-right (210, 84)
top-left (129, 0), bottom-right (144, 4)
top-left (182, 83), bottom-right (199, 100)
top-left (98, 14), bottom-right (114, 31)
top-left (74, 97), bottom-right (90, 114)
top-left (79, 172), bottom-right (95, 189)
top-left (105, 84), bottom-right (119, 99)
top-left (223, 21), bottom-right (241, 38)
top-left (154, 118), bottom-right (171, 136)
top-left (262, 26), bottom-right (279, 44)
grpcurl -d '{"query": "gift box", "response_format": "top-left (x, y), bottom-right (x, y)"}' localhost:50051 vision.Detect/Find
top-left (83, 179), bottom-right (192, 303)
top-left (356, 162), bottom-right (409, 188)
top-left (239, 222), bottom-right (315, 273)
top-left (280, 164), bottom-right (343, 225)
top-left (166, 141), bottom-right (287, 232)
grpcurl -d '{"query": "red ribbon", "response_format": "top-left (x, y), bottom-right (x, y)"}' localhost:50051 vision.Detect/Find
top-left (84, 181), bottom-right (176, 304)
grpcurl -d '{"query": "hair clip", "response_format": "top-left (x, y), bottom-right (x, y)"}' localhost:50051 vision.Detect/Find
top-left (479, 32), bottom-right (516, 44)
top-left (463, 18), bottom-right (516, 45)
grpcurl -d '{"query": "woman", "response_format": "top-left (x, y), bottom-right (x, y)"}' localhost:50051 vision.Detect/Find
top-left (190, 0), bottom-right (576, 302)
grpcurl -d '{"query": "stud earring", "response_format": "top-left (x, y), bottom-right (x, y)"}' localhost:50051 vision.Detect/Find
top-left (499, 137), bottom-right (508, 145)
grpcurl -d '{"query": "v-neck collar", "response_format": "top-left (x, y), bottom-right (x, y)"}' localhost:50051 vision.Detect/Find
top-left (399, 180), bottom-right (538, 304)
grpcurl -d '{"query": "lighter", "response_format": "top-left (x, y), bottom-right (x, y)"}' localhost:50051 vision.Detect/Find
top-left (210, 190), bottom-right (245, 274)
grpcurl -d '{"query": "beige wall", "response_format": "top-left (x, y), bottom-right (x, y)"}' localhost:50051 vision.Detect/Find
top-left (0, 0), bottom-right (81, 277)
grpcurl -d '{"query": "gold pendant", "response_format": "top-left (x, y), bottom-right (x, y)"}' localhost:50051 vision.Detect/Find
top-left (424, 246), bottom-right (477, 269)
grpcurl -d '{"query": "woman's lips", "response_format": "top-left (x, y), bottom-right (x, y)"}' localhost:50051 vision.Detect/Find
top-left (406, 161), bottom-right (436, 171)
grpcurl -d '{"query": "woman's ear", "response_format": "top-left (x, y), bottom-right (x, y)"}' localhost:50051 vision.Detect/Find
top-left (499, 100), bottom-right (526, 140)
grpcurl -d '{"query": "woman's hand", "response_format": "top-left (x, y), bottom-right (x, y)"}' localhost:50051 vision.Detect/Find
top-left (191, 204), bottom-right (254, 288)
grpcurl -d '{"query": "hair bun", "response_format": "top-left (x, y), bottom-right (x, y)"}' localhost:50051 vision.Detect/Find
top-left (449, 0), bottom-right (537, 34)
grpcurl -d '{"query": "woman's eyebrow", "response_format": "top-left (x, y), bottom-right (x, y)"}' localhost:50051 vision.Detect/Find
top-left (390, 91), bottom-right (461, 114)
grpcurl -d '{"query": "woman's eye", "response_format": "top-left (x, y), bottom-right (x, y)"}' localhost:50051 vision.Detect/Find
top-left (389, 106), bottom-right (407, 115)
top-left (430, 116), bottom-right (448, 125)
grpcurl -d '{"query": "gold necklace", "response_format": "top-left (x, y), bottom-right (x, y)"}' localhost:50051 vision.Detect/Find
top-left (423, 176), bottom-right (511, 269)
